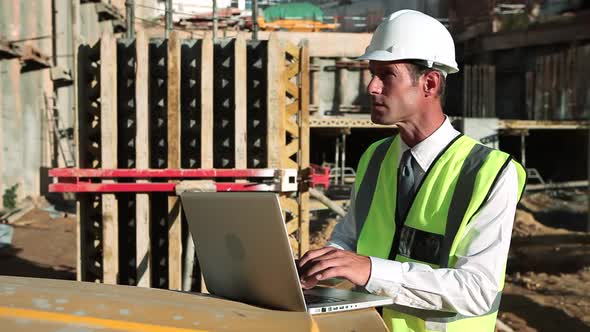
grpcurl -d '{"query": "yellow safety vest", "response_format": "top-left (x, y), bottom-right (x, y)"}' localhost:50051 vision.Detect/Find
top-left (355, 134), bottom-right (526, 332)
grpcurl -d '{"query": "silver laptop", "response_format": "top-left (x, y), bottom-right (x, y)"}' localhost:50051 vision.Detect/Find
top-left (180, 191), bottom-right (393, 314)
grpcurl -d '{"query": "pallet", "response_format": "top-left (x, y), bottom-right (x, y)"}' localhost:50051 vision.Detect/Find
top-left (75, 31), bottom-right (310, 289)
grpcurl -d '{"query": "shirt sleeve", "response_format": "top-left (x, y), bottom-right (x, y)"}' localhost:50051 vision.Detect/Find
top-left (364, 162), bottom-right (519, 316)
top-left (327, 186), bottom-right (358, 252)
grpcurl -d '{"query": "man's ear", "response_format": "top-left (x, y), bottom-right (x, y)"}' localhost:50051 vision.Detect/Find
top-left (423, 71), bottom-right (442, 97)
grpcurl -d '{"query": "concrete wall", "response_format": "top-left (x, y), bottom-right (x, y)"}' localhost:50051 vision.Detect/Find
top-left (0, 0), bottom-right (160, 207)
top-left (0, 0), bottom-right (53, 207)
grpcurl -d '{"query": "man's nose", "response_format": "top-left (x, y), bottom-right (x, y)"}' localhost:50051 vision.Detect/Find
top-left (367, 76), bottom-right (382, 95)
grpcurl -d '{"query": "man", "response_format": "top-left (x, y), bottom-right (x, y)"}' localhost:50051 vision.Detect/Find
top-left (298, 10), bottom-right (526, 332)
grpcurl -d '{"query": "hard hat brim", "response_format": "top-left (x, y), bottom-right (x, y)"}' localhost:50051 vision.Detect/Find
top-left (355, 51), bottom-right (460, 74)
top-left (355, 50), bottom-right (398, 62)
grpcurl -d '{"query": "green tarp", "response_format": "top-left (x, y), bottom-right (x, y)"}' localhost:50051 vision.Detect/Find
top-left (262, 2), bottom-right (324, 23)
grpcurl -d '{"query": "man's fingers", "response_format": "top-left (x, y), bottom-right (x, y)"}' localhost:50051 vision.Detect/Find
top-left (298, 247), bottom-right (338, 267)
top-left (302, 257), bottom-right (343, 279)
top-left (314, 266), bottom-right (345, 281)
top-left (303, 248), bottom-right (344, 269)
top-left (300, 276), bottom-right (319, 289)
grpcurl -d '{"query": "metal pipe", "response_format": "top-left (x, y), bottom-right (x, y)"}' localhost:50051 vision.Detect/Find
top-left (212, 0), bottom-right (218, 42)
top-left (341, 133), bottom-right (346, 185)
top-left (51, 0), bottom-right (57, 66)
top-left (309, 188), bottom-right (346, 218)
top-left (520, 132), bottom-right (526, 168)
top-left (70, 0), bottom-right (80, 141)
top-left (70, 0), bottom-right (82, 282)
top-left (165, 0), bottom-right (172, 38)
top-left (182, 233), bottom-right (195, 291)
top-left (334, 137), bottom-right (340, 185)
top-left (125, 0), bottom-right (135, 39)
top-left (252, 0), bottom-right (259, 41)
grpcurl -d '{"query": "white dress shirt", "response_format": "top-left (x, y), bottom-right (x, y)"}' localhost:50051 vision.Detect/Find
top-left (328, 117), bottom-right (519, 316)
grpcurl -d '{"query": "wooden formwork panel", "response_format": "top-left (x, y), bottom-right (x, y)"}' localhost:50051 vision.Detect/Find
top-left (116, 37), bottom-right (137, 286)
top-left (268, 37), bottom-right (311, 257)
top-left (463, 64), bottom-right (496, 118)
top-left (530, 44), bottom-right (590, 120)
top-left (75, 33), bottom-right (309, 289)
top-left (135, 30), bottom-right (150, 288)
top-left (76, 40), bottom-right (102, 283)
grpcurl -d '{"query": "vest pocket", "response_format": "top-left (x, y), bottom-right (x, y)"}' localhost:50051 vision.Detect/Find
top-left (397, 226), bottom-right (443, 265)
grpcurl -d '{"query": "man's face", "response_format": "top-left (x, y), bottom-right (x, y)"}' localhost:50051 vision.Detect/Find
top-left (367, 61), bottom-right (423, 125)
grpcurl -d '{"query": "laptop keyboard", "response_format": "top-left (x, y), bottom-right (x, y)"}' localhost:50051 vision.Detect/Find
top-left (304, 293), bottom-right (344, 304)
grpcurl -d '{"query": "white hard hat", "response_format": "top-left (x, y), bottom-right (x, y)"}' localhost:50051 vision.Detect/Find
top-left (357, 10), bottom-right (459, 75)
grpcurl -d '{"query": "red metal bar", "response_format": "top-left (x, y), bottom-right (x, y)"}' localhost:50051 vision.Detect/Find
top-left (49, 168), bottom-right (279, 178)
top-left (49, 182), bottom-right (280, 193)
top-left (48, 168), bottom-right (299, 193)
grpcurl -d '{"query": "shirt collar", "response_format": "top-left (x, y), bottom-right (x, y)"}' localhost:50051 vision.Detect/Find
top-left (400, 117), bottom-right (461, 172)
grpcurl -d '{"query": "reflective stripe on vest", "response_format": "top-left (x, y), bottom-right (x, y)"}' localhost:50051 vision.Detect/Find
top-left (354, 135), bottom-right (526, 332)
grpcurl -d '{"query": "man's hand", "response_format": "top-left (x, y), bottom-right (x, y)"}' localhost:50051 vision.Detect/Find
top-left (297, 247), bottom-right (371, 289)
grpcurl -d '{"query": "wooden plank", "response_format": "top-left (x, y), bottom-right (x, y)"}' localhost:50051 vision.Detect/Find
top-left (135, 30), bottom-right (151, 288)
top-left (167, 31), bottom-right (182, 290)
top-left (286, 219), bottom-right (299, 235)
top-left (280, 196), bottom-right (299, 216)
top-left (284, 42), bottom-right (300, 60)
top-left (284, 157), bottom-right (299, 169)
top-left (477, 65), bottom-right (486, 117)
top-left (269, 32), bottom-right (370, 58)
top-left (533, 58), bottom-right (543, 120)
top-left (489, 66), bottom-right (496, 118)
top-left (201, 33), bottom-right (214, 169)
top-left (338, 57), bottom-right (348, 112)
top-left (285, 141), bottom-right (299, 158)
top-left (525, 71), bottom-right (534, 120)
top-left (471, 65), bottom-right (478, 117)
top-left (463, 65), bottom-right (471, 117)
top-left (577, 46), bottom-right (590, 118)
top-left (196, 33), bottom-right (214, 293)
top-left (485, 66), bottom-right (492, 117)
top-left (100, 33), bottom-right (119, 285)
top-left (75, 43), bottom-right (88, 282)
top-left (310, 57), bottom-right (320, 113)
top-left (499, 119), bottom-right (588, 130)
top-left (551, 55), bottom-right (558, 119)
top-left (286, 102), bottom-right (299, 118)
top-left (234, 33), bottom-right (247, 169)
top-left (285, 61), bottom-right (300, 80)
top-left (285, 121), bottom-right (299, 137)
top-left (298, 40), bottom-right (310, 257)
top-left (565, 47), bottom-right (574, 118)
top-left (556, 51), bottom-right (570, 120)
top-left (266, 34), bottom-right (285, 168)
top-left (0, 66), bottom-right (3, 205)
top-left (542, 56), bottom-right (550, 120)
top-left (148, 31), bottom-right (373, 58)
top-left (479, 22), bottom-right (590, 52)
top-left (479, 66), bottom-right (485, 117)
top-left (483, 66), bottom-right (488, 116)
top-left (289, 235), bottom-right (299, 257)
top-left (309, 115), bottom-right (397, 128)
top-left (576, 46), bottom-right (583, 118)
top-left (285, 81), bottom-right (299, 100)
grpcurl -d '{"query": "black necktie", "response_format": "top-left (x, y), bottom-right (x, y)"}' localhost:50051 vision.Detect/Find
top-left (397, 149), bottom-right (421, 221)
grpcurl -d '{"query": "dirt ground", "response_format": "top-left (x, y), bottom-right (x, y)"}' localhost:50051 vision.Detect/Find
top-left (0, 190), bottom-right (588, 331)
top-left (0, 206), bottom-right (76, 280)
top-left (310, 190), bottom-right (590, 332)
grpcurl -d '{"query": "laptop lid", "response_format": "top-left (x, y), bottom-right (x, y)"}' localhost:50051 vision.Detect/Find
top-left (180, 191), bottom-right (307, 312)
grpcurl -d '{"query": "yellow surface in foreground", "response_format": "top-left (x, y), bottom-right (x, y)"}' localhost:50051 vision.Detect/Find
top-left (0, 276), bottom-right (387, 332)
